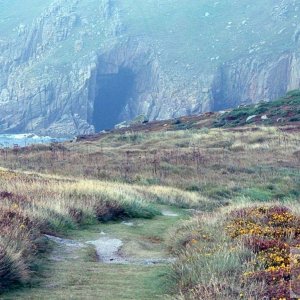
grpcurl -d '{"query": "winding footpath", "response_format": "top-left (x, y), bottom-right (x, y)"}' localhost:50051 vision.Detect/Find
top-left (3, 206), bottom-right (186, 300)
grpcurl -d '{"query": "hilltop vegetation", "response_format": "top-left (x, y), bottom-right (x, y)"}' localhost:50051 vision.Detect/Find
top-left (215, 90), bottom-right (300, 127)
top-left (0, 92), bottom-right (299, 299)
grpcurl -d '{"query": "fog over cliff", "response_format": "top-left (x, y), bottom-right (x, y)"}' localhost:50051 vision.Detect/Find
top-left (0, 0), bottom-right (300, 136)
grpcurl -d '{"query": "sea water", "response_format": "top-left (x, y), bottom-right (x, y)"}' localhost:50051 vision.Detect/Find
top-left (0, 134), bottom-right (69, 148)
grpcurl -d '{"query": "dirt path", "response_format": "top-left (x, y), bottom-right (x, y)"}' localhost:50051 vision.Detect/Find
top-left (87, 236), bottom-right (125, 263)
top-left (2, 206), bottom-right (186, 300)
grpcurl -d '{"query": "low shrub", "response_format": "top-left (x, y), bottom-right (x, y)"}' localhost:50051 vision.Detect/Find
top-left (67, 207), bottom-right (84, 224)
top-left (122, 200), bottom-right (160, 219)
top-left (0, 244), bottom-right (29, 290)
top-left (94, 199), bottom-right (125, 222)
top-left (167, 214), bottom-right (264, 299)
top-left (226, 206), bottom-right (300, 299)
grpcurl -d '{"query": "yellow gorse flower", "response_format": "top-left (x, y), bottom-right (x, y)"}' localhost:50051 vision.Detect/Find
top-left (12, 203), bottom-right (19, 209)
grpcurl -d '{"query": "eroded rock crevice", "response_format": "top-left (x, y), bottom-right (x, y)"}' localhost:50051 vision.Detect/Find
top-left (92, 68), bottom-right (135, 131)
top-left (87, 40), bottom-right (163, 132)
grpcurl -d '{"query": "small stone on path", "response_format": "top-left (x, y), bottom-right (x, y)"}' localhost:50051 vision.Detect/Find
top-left (162, 211), bottom-right (179, 217)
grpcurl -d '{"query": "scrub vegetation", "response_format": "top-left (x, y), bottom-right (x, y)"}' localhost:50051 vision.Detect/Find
top-left (0, 92), bottom-right (299, 299)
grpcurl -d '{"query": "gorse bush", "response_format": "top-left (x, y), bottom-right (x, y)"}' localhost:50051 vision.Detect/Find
top-left (167, 212), bottom-right (265, 299)
top-left (226, 206), bottom-right (300, 299)
top-left (168, 204), bottom-right (300, 299)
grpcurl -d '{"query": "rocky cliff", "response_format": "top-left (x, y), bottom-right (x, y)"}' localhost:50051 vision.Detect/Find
top-left (212, 52), bottom-right (300, 111)
top-left (0, 0), bottom-right (300, 136)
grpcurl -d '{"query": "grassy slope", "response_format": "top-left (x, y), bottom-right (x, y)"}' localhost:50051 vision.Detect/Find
top-left (4, 207), bottom-right (186, 300)
top-left (0, 92), bottom-right (299, 299)
top-left (1, 92), bottom-right (298, 203)
top-left (0, 169), bottom-right (196, 298)
top-left (214, 89), bottom-right (300, 127)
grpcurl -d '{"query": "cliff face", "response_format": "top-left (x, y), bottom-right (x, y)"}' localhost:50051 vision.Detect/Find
top-left (0, 0), bottom-right (118, 135)
top-left (212, 52), bottom-right (300, 111)
top-left (0, 0), bottom-right (300, 136)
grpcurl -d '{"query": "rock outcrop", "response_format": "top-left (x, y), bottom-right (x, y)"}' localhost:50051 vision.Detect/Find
top-left (0, 0), bottom-right (299, 136)
top-left (212, 52), bottom-right (300, 111)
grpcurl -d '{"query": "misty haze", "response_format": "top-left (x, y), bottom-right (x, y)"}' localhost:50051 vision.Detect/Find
top-left (0, 1), bottom-right (299, 300)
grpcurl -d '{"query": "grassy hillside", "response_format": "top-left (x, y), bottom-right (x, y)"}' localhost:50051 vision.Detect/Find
top-left (215, 89), bottom-right (300, 127)
top-left (0, 92), bottom-right (299, 299)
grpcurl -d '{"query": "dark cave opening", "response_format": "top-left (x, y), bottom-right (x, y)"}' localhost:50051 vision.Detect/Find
top-left (92, 68), bottom-right (135, 132)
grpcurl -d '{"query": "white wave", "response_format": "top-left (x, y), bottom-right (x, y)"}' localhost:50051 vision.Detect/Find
top-left (0, 133), bottom-right (69, 148)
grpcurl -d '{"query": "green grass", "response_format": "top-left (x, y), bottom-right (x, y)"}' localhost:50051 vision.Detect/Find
top-left (3, 262), bottom-right (168, 300)
top-left (0, 95), bottom-right (299, 298)
top-left (3, 205), bottom-right (186, 300)
top-left (215, 90), bottom-right (300, 127)
top-left (166, 211), bottom-right (265, 299)
top-left (240, 187), bottom-right (273, 202)
top-left (0, 175), bottom-right (169, 294)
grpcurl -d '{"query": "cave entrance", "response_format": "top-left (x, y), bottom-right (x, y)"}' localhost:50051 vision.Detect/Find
top-left (92, 67), bottom-right (135, 132)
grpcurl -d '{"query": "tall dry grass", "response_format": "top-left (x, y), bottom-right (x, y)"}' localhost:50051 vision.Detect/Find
top-left (167, 201), bottom-right (300, 299)
top-left (0, 125), bottom-right (298, 295)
